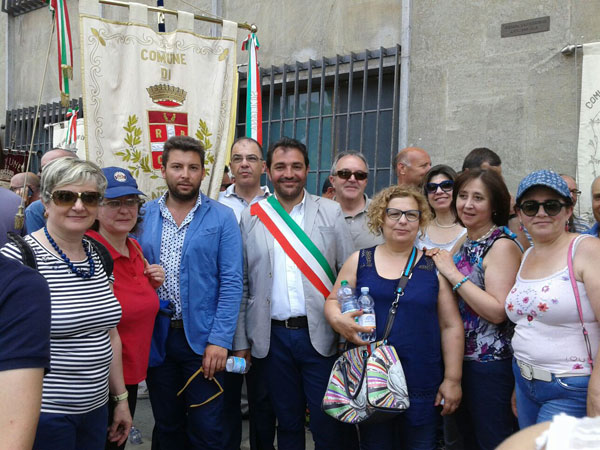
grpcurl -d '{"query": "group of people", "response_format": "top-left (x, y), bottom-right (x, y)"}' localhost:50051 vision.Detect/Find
top-left (1, 136), bottom-right (600, 450)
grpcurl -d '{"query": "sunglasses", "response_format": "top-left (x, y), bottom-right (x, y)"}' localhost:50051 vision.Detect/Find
top-left (335, 169), bottom-right (368, 181)
top-left (101, 198), bottom-right (141, 209)
top-left (425, 180), bottom-right (454, 193)
top-left (49, 190), bottom-right (103, 207)
top-left (517, 200), bottom-right (568, 217)
top-left (386, 208), bottom-right (421, 222)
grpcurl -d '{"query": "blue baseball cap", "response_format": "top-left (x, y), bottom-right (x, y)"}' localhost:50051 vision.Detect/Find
top-left (102, 167), bottom-right (145, 199)
top-left (516, 170), bottom-right (571, 204)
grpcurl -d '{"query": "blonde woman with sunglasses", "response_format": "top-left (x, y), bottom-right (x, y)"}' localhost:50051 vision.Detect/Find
top-left (1, 158), bottom-right (132, 450)
top-left (508, 170), bottom-right (600, 427)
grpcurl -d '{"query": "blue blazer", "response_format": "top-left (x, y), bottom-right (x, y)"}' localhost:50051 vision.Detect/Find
top-left (137, 193), bottom-right (243, 355)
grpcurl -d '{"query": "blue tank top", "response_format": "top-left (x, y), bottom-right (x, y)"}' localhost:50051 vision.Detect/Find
top-left (356, 246), bottom-right (443, 426)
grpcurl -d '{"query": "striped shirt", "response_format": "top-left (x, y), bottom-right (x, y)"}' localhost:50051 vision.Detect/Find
top-left (1, 235), bottom-right (121, 414)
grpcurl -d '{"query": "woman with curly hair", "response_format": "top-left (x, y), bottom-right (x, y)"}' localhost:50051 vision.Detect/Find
top-left (324, 185), bottom-right (464, 450)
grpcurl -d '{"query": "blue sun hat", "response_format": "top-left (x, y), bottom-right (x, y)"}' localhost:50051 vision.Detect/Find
top-left (516, 170), bottom-right (571, 204)
top-left (102, 167), bottom-right (145, 199)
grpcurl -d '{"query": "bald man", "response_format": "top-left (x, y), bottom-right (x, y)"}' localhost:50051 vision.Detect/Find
top-left (394, 147), bottom-right (432, 187)
top-left (10, 172), bottom-right (40, 206)
top-left (584, 176), bottom-right (600, 238)
top-left (25, 148), bottom-right (77, 232)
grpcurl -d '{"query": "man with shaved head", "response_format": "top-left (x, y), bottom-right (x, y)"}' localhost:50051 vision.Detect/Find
top-left (394, 146), bottom-right (432, 187)
top-left (10, 172), bottom-right (40, 206)
top-left (25, 148), bottom-right (77, 232)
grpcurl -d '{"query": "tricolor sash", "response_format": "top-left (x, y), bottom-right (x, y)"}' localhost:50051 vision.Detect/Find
top-left (251, 196), bottom-right (335, 298)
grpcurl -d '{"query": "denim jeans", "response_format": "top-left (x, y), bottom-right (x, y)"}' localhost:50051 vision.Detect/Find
top-left (358, 415), bottom-right (439, 450)
top-left (33, 404), bottom-right (108, 450)
top-left (454, 359), bottom-right (515, 450)
top-left (512, 359), bottom-right (589, 428)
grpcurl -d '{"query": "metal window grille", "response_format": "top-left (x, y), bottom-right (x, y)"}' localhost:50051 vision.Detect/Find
top-left (236, 45), bottom-right (401, 196)
top-left (3, 98), bottom-right (83, 173)
top-left (2, 0), bottom-right (45, 16)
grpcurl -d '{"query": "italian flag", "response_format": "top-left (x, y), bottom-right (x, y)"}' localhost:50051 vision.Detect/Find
top-left (242, 33), bottom-right (262, 145)
top-left (251, 196), bottom-right (335, 298)
top-left (47, 0), bottom-right (73, 107)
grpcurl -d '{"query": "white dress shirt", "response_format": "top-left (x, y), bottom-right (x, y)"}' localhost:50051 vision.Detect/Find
top-left (270, 192), bottom-right (307, 320)
top-left (217, 184), bottom-right (270, 223)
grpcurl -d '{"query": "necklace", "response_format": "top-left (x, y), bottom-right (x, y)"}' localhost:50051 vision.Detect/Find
top-left (434, 218), bottom-right (457, 229)
top-left (469, 224), bottom-right (498, 243)
top-left (44, 227), bottom-right (95, 279)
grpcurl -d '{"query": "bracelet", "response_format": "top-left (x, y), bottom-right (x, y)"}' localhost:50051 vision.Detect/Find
top-left (452, 276), bottom-right (469, 292)
top-left (110, 391), bottom-right (129, 402)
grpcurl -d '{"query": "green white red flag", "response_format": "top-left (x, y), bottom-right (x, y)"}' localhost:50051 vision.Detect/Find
top-left (241, 33), bottom-right (262, 144)
top-left (47, 0), bottom-right (73, 106)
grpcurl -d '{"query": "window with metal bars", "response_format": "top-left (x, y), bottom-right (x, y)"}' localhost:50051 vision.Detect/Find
top-left (236, 45), bottom-right (401, 196)
top-left (2, 0), bottom-right (45, 16)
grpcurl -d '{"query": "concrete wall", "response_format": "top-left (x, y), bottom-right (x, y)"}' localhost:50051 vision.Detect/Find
top-left (3, 0), bottom-right (599, 196)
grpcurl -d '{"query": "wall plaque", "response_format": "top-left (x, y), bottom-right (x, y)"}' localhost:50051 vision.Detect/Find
top-left (501, 16), bottom-right (550, 38)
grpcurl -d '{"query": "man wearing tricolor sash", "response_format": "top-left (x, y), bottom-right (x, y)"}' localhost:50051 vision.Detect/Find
top-left (233, 137), bottom-right (354, 449)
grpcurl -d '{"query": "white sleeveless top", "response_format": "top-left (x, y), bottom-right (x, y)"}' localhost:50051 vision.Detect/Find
top-left (506, 234), bottom-right (599, 376)
top-left (417, 227), bottom-right (466, 252)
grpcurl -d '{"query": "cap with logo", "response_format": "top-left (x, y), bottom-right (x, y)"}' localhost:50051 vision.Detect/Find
top-left (102, 167), bottom-right (145, 199)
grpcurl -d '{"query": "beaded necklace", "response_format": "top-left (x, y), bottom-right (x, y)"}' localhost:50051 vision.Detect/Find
top-left (44, 226), bottom-right (95, 279)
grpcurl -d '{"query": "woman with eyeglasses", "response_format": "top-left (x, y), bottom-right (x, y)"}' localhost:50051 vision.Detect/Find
top-left (86, 167), bottom-right (163, 450)
top-left (507, 170), bottom-right (600, 427)
top-left (324, 185), bottom-right (464, 450)
top-left (418, 165), bottom-right (466, 252)
top-left (0, 158), bottom-right (132, 449)
top-left (429, 168), bottom-right (522, 450)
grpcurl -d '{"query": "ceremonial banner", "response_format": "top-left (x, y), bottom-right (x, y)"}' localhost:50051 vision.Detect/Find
top-left (52, 117), bottom-right (86, 159)
top-left (79, 0), bottom-right (238, 198)
top-left (577, 42), bottom-right (600, 220)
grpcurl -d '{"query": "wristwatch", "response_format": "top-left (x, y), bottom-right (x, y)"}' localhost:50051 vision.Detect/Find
top-left (111, 391), bottom-right (129, 402)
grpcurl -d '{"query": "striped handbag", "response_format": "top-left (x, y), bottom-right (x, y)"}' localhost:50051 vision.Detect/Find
top-left (322, 247), bottom-right (417, 424)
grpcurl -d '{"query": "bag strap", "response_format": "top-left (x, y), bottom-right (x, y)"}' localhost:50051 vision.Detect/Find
top-left (567, 236), bottom-right (594, 370)
top-left (382, 246), bottom-right (418, 340)
top-left (128, 237), bottom-right (149, 269)
top-left (84, 236), bottom-right (114, 279)
top-left (7, 232), bottom-right (37, 270)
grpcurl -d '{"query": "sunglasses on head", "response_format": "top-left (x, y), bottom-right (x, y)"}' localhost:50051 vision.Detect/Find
top-left (425, 180), bottom-right (454, 193)
top-left (517, 200), bottom-right (568, 217)
top-left (335, 169), bottom-right (368, 181)
top-left (49, 190), bottom-right (103, 207)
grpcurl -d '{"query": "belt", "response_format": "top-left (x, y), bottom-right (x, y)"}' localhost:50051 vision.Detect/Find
top-left (271, 316), bottom-right (308, 329)
top-left (170, 319), bottom-right (184, 329)
top-left (516, 359), bottom-right (552, 382)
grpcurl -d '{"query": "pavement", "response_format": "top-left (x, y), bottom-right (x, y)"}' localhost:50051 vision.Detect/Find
top-left (125, 395), bottom-right (314, 450)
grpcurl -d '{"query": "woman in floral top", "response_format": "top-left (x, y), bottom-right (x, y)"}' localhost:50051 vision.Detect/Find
top-left (507, 170), bottom-right (600, 428)
top-left (430, 169), bottom-right (522, 450)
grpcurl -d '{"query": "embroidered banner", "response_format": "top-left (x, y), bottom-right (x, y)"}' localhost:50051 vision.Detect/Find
top-left (79, 0), bottom-right (238, 199)
top-left (577, 42), bottom-right (600, 221)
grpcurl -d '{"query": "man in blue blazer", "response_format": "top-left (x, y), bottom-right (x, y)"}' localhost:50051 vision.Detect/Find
top-left (137, 136), bottom-right (243, 450)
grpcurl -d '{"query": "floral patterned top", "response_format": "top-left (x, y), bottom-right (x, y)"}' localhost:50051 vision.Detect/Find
top-left (453, 226), bottom-right (520, 362)
top-left (506, 235), bottom-right (599, 375)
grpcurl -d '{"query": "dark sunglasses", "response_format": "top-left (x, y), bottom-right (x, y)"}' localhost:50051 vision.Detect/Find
top-left (335, 169), bottom-right (368, 181)
top-left (49, 190), bottom-right (103, 207)
top-left (425, 180), bottom-right (454, 193)
top-left (385, 208), bottom-right (421, 222)
top-left (517, 200), bottom-right (568, 217)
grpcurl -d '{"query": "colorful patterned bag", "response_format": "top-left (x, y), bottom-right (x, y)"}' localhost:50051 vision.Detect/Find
top-left (322, 247), bottom-right (417, 424)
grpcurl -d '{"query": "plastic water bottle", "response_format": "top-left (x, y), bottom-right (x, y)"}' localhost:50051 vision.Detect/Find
top-left (226, 356), bottom-right (249, 374)
top-left (358, 287), bottom-right (376, 342)
top-left (337, 280), bottom-right (359, 314)
top-left (129, 426), bottom-right (143, 445)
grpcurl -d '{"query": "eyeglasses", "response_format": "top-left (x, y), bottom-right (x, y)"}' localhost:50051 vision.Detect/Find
top-left (334, 169), bottom-right (368, 181)
top-left (517, 200), bottom-right (568, 217)
top-left (425, 180), bottom-right (454, 193)
top-left (385, 208), bottom-right (421, 222)
top-left (231, 154), bottom-right (262, 164)
top-left (101, 198), bottom-right (141, 209)
top-left (49, 190), bottom-right (102, 207)
top-left (570, 189), bottom-right (582, 196)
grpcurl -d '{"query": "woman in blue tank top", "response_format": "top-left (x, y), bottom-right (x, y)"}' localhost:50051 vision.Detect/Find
top-left (324, 185), bottom-right (464, 450)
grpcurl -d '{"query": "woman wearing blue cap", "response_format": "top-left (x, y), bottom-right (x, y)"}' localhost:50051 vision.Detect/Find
top-left (507, 169), bottom-right (600, 427)
top-left (86, 167), bottom-right (164, 450)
